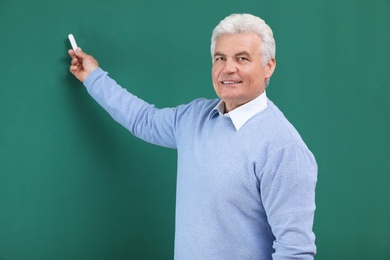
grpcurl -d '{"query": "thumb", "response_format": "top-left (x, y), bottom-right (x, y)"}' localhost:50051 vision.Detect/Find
top-left (76, 47), bottom-right (85, 57)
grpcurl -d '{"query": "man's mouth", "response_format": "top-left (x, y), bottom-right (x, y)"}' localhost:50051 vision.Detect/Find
top-left (221, 80), bottom-right (242, 85)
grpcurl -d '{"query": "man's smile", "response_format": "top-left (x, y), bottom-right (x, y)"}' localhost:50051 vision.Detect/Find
top-left (221, 80), bottom-right (243, 85)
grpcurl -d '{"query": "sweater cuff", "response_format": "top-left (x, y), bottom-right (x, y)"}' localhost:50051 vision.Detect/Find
top-left (83, 68), bottom-right (106, 89)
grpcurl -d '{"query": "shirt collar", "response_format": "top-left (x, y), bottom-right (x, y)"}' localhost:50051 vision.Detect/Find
top-left (211, 92), bottom-right (268, 131)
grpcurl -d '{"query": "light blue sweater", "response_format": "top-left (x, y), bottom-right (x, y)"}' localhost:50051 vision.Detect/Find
top-left (84, 68), bottom-right (317, 259)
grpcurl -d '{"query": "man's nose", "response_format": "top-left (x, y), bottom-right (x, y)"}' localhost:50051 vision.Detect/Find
top-left (222, 60), bottom-right (238, 73)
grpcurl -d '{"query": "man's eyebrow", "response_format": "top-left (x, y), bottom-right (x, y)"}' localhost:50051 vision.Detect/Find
top-left (235, 51), bottom-right (251, 57)
top-left (213, 51), bottom-right (252, 57)
top-left (213, 52), bottom-right (226, 57)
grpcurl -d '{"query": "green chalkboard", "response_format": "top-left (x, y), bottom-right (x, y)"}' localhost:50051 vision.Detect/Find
top-left (1, 0), bottom-right (389, 259)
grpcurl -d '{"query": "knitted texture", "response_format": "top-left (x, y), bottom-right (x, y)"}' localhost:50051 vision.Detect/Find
top-left (84, 68), bottom-right (318, 259)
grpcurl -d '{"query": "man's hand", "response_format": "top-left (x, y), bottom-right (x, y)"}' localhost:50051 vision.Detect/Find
top-left (68, 48), bottom-right (99, 82)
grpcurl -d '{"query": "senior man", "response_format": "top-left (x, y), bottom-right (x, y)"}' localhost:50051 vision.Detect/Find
top-left (68, 13), bottom-right (317, 259)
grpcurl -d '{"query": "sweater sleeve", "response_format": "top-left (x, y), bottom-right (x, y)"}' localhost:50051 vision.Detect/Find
top-left (83, 68), bottom-right (178, 149)
top-left (259, 143), bottom-right (318, 259)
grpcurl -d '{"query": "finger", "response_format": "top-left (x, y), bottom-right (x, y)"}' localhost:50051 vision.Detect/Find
top-left (70, 64), bottom-right (81, 75)
top-left (68, 49), bottom-right (77, 58)
top-left (75, 47), bottom-right (87, 58)
top-left (69, 65), bottom-right (76, 74)
top-left (71, 57), bottom-right (80, 66)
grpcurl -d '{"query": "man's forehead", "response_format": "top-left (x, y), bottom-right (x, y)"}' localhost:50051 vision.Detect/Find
top-left (214, 33), bottom-right (262, 54)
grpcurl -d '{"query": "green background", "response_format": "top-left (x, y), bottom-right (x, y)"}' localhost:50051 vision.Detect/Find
top-left (1, 0), bottom-right (389, 259)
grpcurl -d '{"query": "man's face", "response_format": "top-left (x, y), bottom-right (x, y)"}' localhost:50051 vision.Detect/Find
top-left (212, 33), bottom-right (275, 112)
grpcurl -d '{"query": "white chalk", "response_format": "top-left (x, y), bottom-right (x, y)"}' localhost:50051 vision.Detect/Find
top-left (68, 34), bottom-right (78, 55)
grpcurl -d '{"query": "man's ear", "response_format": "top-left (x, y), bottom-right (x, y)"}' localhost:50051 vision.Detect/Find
top-left (265, 58), bottom-right (276, 78)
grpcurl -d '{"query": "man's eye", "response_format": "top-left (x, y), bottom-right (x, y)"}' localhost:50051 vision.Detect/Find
top-left (238, 57), bottom-right (248, 61)
top-left (215, 57), bottom-right (224, 61)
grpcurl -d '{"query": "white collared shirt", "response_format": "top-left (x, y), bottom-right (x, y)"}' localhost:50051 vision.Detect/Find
top-left (214, 92), bottom-right (268, 131)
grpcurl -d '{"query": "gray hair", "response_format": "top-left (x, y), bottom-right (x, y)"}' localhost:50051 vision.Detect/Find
top-left (211, 13), bottom-right (276, 66)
